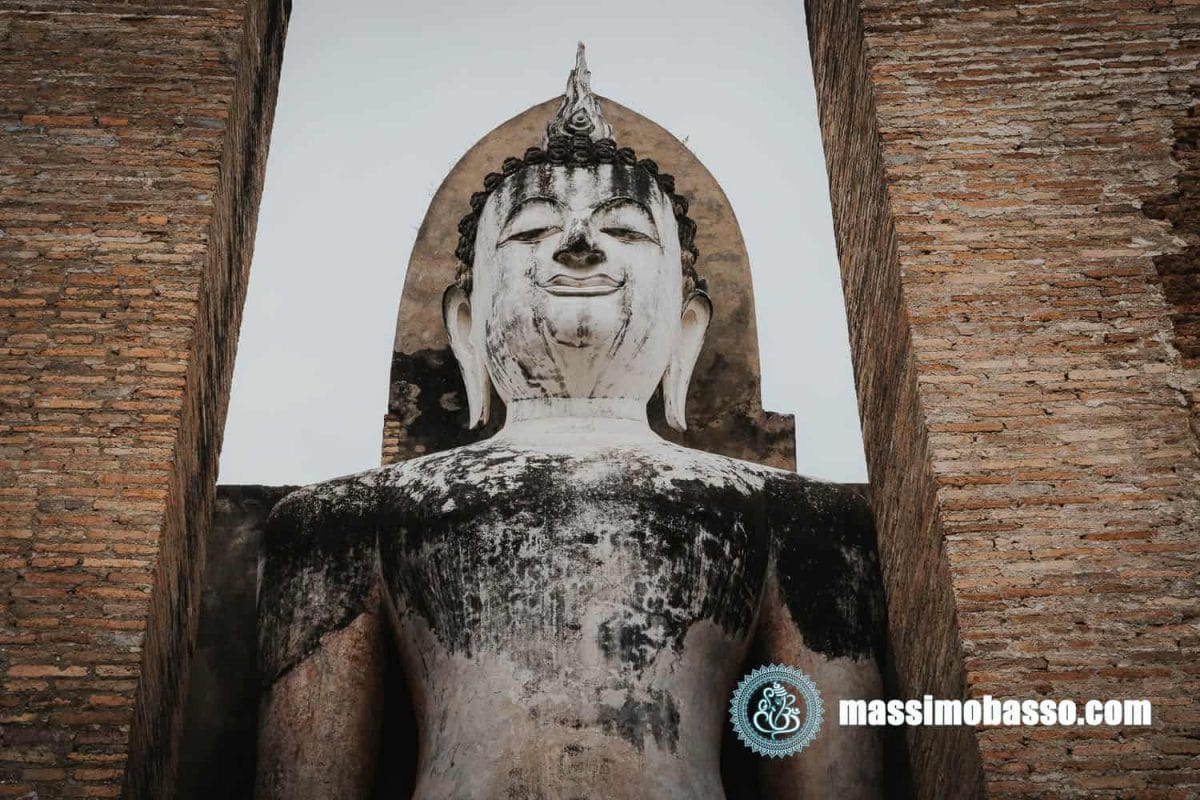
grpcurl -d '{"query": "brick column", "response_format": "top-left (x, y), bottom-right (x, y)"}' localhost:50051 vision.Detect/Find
top-left (808, 1), bottom-right (1200, 797)
top-left (0, 2), bottom-right (288, 797)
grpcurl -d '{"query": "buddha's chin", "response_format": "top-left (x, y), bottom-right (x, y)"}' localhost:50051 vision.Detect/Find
top-left (541, 309), bottom-right (627, 352)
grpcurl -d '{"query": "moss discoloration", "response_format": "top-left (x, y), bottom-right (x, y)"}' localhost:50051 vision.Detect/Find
top-left (376, 442), bottom-right (771, 668)
top-left (766, 475), bottom-right (887, 662)
top-left (386, 347), bottom-right (505, 456)
top-left (256, 440), bottom-right (886, 794)
top-left (257, 477), bottom-right (381, 685)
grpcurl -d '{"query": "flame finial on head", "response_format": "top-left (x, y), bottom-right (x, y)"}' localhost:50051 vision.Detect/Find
top-left (454, 43), bottom-right (702, 296)
top-left (543, 43), bottom-right (614, 147)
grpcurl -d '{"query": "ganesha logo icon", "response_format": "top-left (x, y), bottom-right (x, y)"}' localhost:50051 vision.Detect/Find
top-left (729, 664), bottom-right (823, 758)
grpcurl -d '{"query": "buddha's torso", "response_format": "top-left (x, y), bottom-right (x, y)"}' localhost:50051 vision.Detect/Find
top-left (372, 436), bottom-right (774, 800)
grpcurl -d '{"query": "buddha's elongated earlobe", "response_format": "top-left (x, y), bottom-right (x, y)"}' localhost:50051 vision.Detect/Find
top-left (662, 291), bottom-right (712, 431)
top-left (443, 285), bottom-right (492, 429)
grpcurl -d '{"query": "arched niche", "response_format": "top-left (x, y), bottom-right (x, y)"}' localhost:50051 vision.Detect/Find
top-left (381, 97), bottom-right (796, 469)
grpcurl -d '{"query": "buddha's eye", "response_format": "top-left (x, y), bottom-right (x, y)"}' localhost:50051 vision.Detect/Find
top-left (500, 199), bottom-right (564, 245)
top-left (601, 227), bottom-right (654, 243)
top-left (503, 225), bottom-right (561, 243)
top-left (593, 198), bottom-right (660, 245)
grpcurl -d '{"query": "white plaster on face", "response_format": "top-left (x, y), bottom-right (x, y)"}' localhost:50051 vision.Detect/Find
top-left (475, 163), bottom-right (683, 404)
top-left (444, 163), bottom-right (710, 434)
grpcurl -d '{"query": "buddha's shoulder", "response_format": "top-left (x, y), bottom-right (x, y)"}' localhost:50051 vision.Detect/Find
top-left (634, 445), bottom-right (870, 513)
top-left (761, 469), bottom-right (873, 522)
top-left (266, 469), bottom-right (383, 529)
top-left (265, 444), bottom-right (870, 521)
top-left (371, 437), bottom-right (781, 500)
top-left (279, 439), bottom-right (791, 508)
top-left (681, 457), bottom-right (874, 544)
top-left (263, 444), bottom-right (485, 521)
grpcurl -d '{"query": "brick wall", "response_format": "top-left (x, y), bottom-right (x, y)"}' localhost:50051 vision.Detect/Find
top-left (0, 2), bottom-right (288, 797)
top-left (808, 0), bottom-right (1200, 797)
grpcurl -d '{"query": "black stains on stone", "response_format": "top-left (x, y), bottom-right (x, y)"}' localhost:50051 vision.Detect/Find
top-left (257, 476), bottom-right (381, 685)
top-left (605, 160), bottom-right (658, 208)
top-left (387, 339), bottom-right (799, 470)
top-left (256, 437), bottom-right (886, 783)
top-left (597, 690), bottom-right (680, 753)
top-left (376, 446), bottom-right (770, 673)
top-left (598, 613), bottom-right (663, 673)
top-left (516, 358), bottom-right (539, 387)
top-left (504, 768), bottom-right (547, 800)
top-left (766, 474), bottom-right (887, 662)
top-left (378, 450), bottom-right (579, 662)
top-left (648, 388), bottom-right (797, 470)
top-left (387, 346), bottom-right (504, 455)
top-left (178, 485), bottom-right (296, 800)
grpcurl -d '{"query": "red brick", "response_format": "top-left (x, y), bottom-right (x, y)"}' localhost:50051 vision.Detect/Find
top-left (0, 2), bottom-right (289, 797)
top-left (809, 0), bottom-right (1200, 795)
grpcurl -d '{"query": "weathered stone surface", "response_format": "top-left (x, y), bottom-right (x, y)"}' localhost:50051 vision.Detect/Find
top-left (176, 485), bottom-right (295, 800)
top-left (382, 97), bottom-right (797, 470)
top-left (807, 0), bottom-right (1200, 796)
top-left (258, 439), bottom-right (886, 798)
top-left (176, 476), bottom-right (889, 800)
top-left (256, 608), bottom-right (385, 800)
top-left (0, 2), bottom-right (288, 796)
top-left (260, 70), bottom-right (888, 796)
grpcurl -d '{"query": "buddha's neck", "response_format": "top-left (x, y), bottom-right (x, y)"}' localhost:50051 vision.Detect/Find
top-left (497, 398), bottom-right (656, 447)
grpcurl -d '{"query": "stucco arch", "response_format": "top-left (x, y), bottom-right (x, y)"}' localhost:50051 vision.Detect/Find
top-left (381, 97), bottom-right (796, 469)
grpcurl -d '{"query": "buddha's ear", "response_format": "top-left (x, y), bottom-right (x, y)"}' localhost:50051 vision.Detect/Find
top-left (442, 285), bottom-right (491, 429)
top-left (662, 290), bottom-right (712, 431)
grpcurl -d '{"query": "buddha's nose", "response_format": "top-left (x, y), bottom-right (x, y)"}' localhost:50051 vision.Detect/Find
top-left (552, 227), bottom-right (606, 270)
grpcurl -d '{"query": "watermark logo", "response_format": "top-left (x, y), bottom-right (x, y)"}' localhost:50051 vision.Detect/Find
top-left (729, 663), bottom-right (823, 758)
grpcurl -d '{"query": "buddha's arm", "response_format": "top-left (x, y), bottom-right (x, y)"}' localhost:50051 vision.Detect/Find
top-left (255, 480), bottom-right (385, 800)
top-left (754, 476), bottom-right (886, 800)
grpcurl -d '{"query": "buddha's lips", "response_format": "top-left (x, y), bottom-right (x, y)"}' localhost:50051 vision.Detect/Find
top-left (539, 273), bottom-right (624, 296)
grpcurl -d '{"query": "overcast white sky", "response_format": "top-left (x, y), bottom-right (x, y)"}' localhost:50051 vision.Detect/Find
top-left (217, 0), bottom-right (869, 486)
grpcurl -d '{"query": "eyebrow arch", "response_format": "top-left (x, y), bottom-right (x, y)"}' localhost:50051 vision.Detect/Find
top-left (504, 196), bottom-right (564, 226)
top-left (592, 196), bottom-right (655, 220)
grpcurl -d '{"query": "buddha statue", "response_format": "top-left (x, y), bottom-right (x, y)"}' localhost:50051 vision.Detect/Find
top-left (255, 46), bottom-right (885, 800)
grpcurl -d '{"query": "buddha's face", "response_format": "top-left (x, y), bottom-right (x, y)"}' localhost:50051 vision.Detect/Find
top-left (469, 163), bottom-right (685, 403)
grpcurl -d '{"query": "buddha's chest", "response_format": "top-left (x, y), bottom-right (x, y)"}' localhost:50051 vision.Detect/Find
top-left (376, 449), bottom-right (771, 668)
